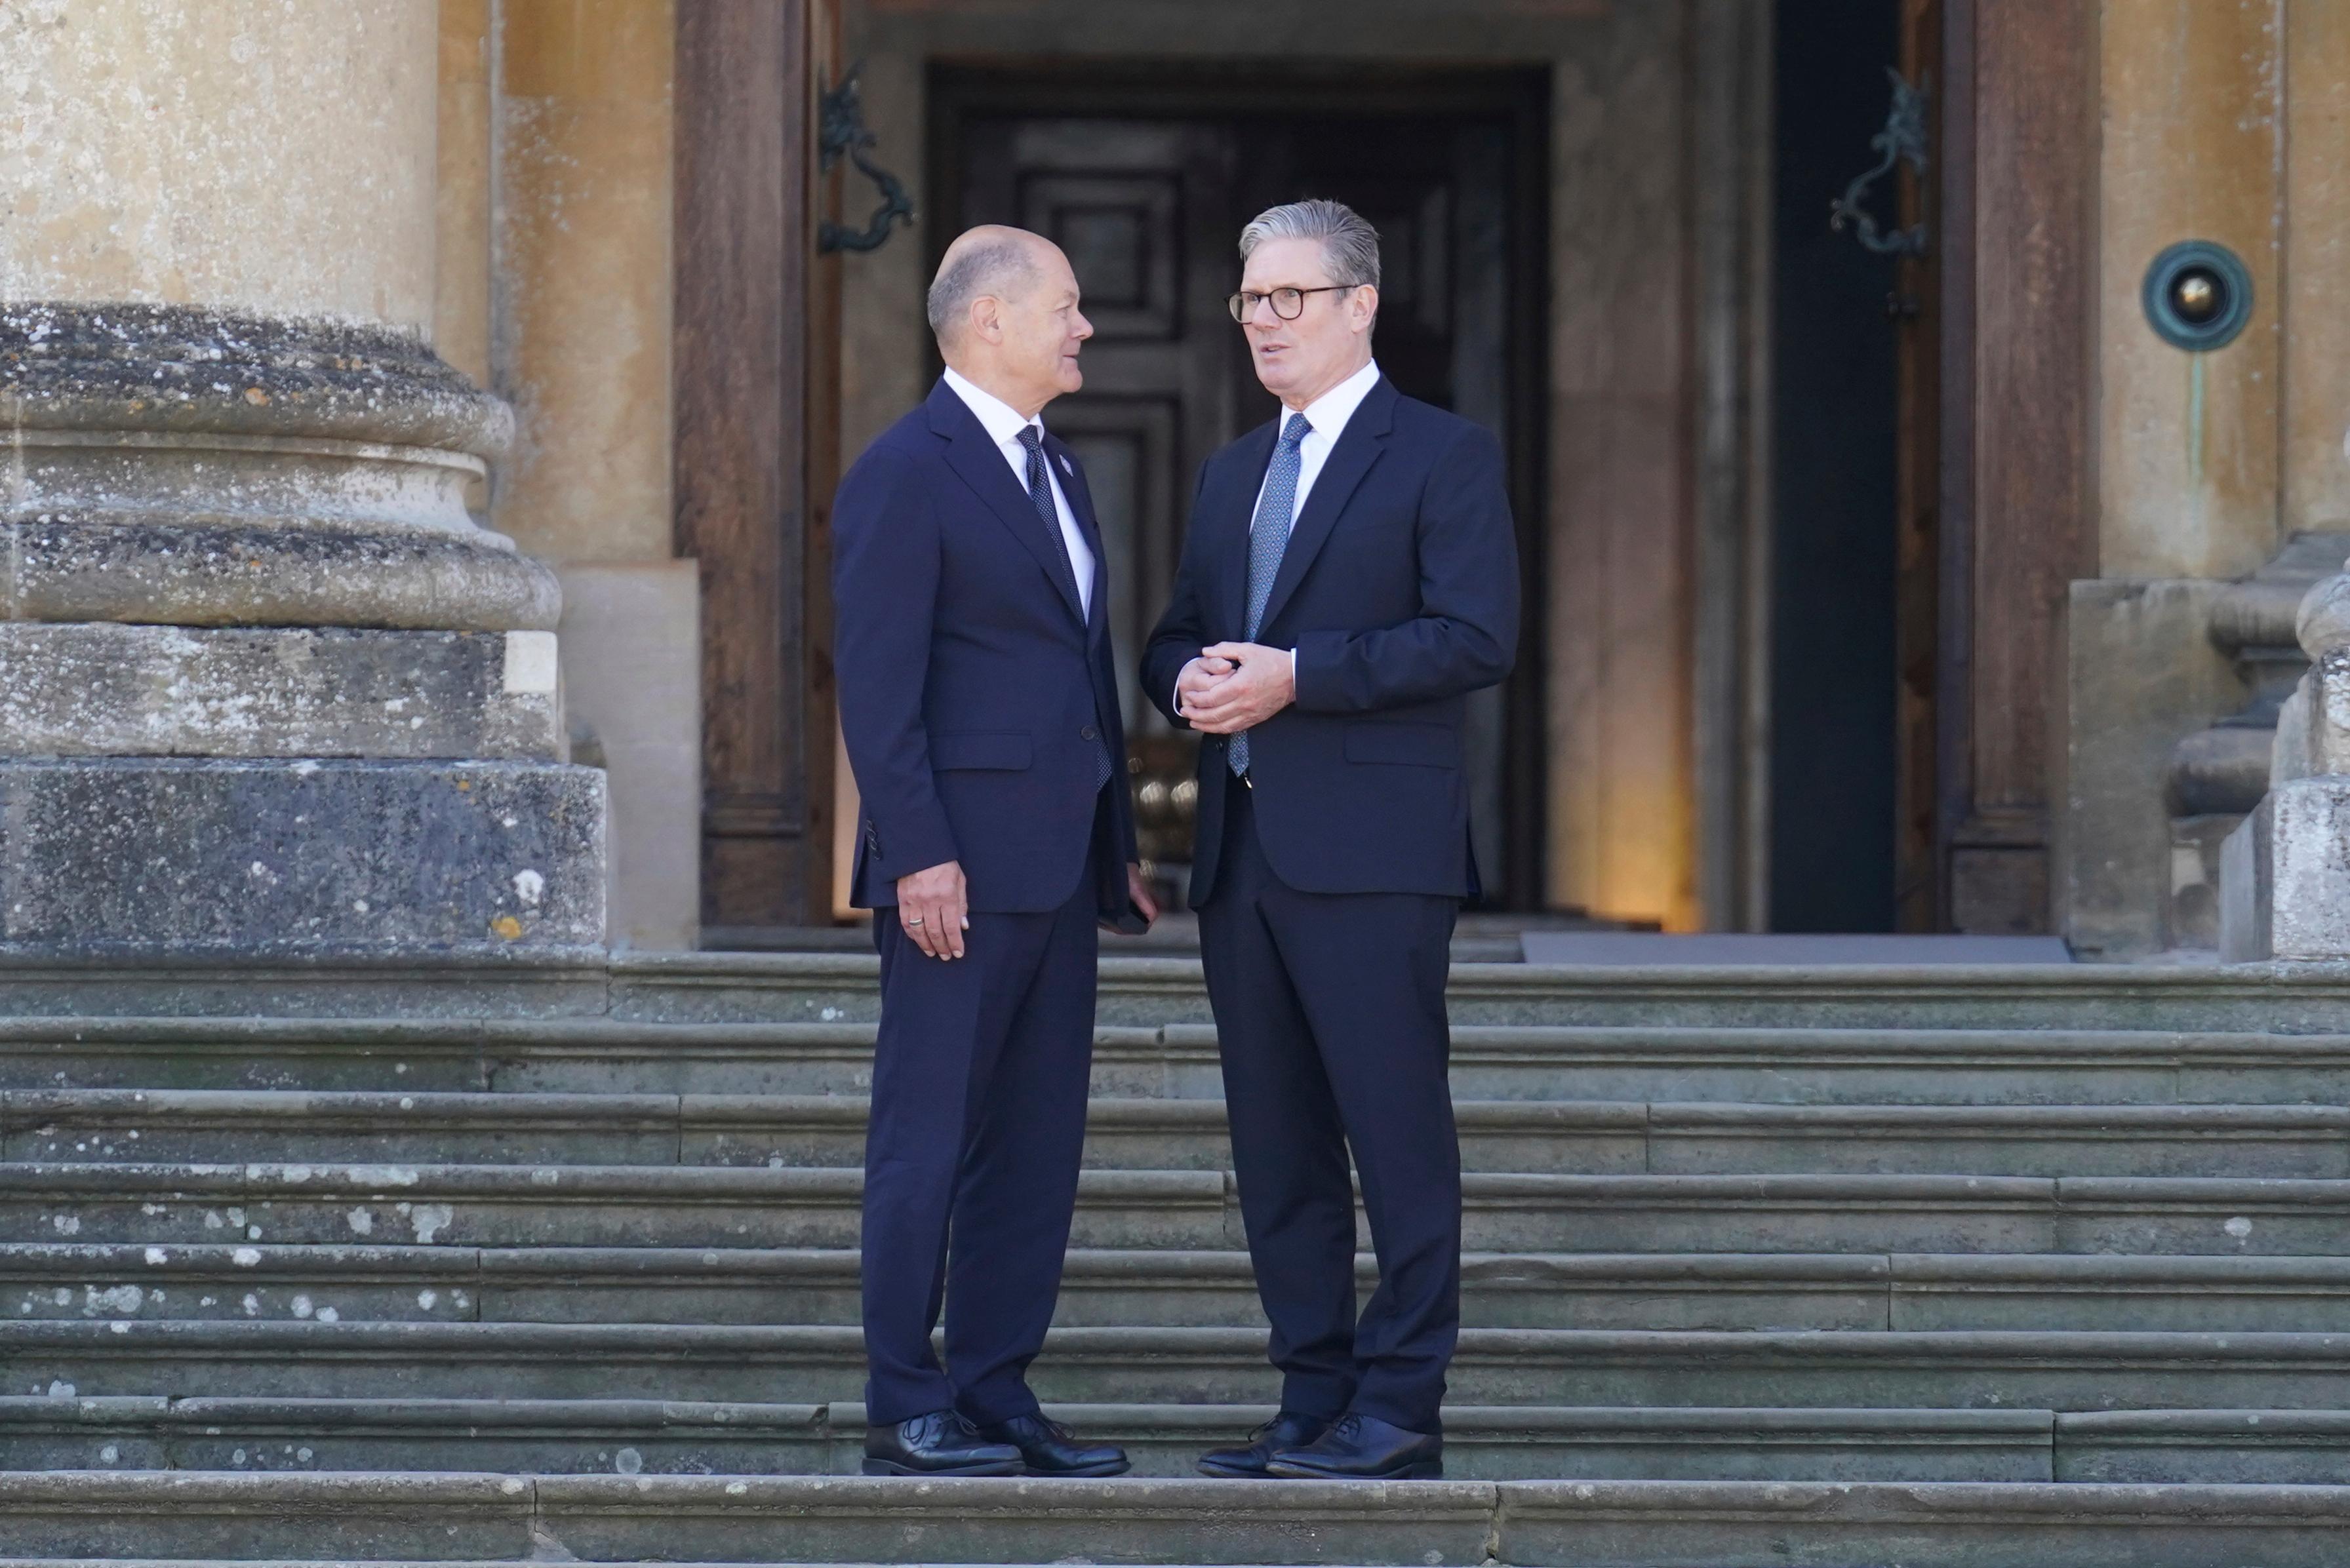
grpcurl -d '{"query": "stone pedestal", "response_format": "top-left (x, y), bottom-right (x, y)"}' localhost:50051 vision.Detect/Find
top-left (0, 2), bottom-right (602, 954)
top-left (2222, 583), bottom-right (2350, 962)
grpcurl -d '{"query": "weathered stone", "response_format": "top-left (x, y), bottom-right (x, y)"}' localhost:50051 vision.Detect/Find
top-left (2058, 1409), bottom-right (2350, 1484)
top-left (1495, 1479), bottom-right (2350, 1568)
top-left (2302, 564), bottom-right (2350, 657)
top-left (0, 625), bottom-right (560, 760)
top-left (0, 301), bottom-right (603, 958)
top-left (0, 759), bottom-right (603, 951)
top-left (0, 516), bottom-right (562, 634)
top-left (2058, 579), bottom-right (2238, 959)
top-left (0, 1470), bottom-right (532, 1559)
top-left (530, 1474), bottom-right (1500, 1566)
top-left (2164, 812), bottom-right (2234, 950)
top-left (606, 949), bottom-right (2350, 1033)
top-left (0, 307), bottom-right (559, 634)
top-left (2221, 775), bottom-right (2350, 960)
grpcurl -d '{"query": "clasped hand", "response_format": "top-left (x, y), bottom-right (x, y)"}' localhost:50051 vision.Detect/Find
top-left (1176, 642), bottom-right (1295, 734)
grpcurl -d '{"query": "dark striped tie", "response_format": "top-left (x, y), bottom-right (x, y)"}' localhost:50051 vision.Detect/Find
top-left (1229, 413), bottom-right (1313, 778)
top-left (1018, 425), bottom-right (1113, 791)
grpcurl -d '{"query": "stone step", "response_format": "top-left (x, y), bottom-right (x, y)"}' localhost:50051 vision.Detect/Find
top-left (9, 1397), bottom-right (2340, 1487)
top-left (0, 1396), bottom-right (2337, 1486)
top-left (608, 950), bottom-right (2350, 1034)
top-left (0, 1471), bottom-right (2345, 1566)
top-left (13, 1245), bottom-right (2350, 1335)
top-left (13, 949), bottom-right (2350, 1031)
top-left (12, 1320), bottom-right (2350, 1409)
top-left (15, 1090), bottom-right (2348, 1177)
top-left (0, 1163), bottom-right (2342, 1254)
top-left (0, 1396), bottom-right (2065, 1483)
top-left (14, 1015), bottom-right (2350, 1107)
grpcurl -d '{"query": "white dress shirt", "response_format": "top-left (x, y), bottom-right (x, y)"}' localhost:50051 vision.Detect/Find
top-left (1180, 358), bottom-right (1384, 711)
top-left (1250, 357), bottom-right (1384, 538)
top-left (943, 366), bottom-right (1094, 619)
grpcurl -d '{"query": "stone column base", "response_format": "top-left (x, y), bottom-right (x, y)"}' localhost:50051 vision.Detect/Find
top-left (2221, 775), bottom-right (2350, 960)
top-left (0, 760), bottom-right (604, 952)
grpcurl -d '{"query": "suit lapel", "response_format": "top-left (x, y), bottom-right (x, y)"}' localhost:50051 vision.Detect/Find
top-left (1044, 433), bottom-right (1111, 646)
top-left (1220, 420), bottom-right (1279, 638)
top-left (1254, 377), bottom-right (1396, 638)
top-left (927, 382), bottom-right (1086, 626)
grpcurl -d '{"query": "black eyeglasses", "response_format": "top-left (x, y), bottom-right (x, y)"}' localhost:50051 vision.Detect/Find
top-left (1226, 284), bottom-right (1358, 323)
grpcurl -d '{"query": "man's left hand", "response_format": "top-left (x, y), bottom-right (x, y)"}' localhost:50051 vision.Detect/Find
top-left (1181, 642), bottom-right (1295, 734)
top-left (1121, 863), bottom-right (1160, 931)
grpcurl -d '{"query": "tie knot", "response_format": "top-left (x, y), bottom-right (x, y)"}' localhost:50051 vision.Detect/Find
top-left (1017, 424), bottom-right (1045, 453)
top-left (1281, 414), bottom-right (1311, 448)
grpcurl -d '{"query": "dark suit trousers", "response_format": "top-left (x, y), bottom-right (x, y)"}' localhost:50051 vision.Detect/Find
top-left (860, 823), bottom-right (1102, 1427)
top-left (1199, 783), bottom-right (1462, 1433)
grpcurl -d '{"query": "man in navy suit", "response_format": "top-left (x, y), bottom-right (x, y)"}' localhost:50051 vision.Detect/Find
top-left (834, 225), bottom-right (1156, 1479)
top-left (1143, 200), bottom-right (1519, 1481)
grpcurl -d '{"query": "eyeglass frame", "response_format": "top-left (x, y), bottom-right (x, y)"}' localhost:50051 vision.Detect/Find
top-left (1225, 283), bottom-right (1365, 324)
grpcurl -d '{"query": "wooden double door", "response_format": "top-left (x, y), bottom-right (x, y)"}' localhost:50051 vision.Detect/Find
top-left (932, 69), bottom-right (1547, 904)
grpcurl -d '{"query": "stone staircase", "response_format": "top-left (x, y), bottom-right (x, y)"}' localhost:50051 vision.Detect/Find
top-left (0, 952), bottom-right (2345, 1563)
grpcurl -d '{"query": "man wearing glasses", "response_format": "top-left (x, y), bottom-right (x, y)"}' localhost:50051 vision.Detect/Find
top-left (1142, 199), bottom-right (1519, 1481)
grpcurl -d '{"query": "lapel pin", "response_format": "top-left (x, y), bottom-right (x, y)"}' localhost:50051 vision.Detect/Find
top-left (1059, 453), bottom-right (1073, 477)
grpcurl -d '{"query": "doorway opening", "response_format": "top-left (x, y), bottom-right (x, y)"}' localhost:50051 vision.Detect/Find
top-left (1766, 0), bottom-right (1935, 933)
top-left (930, 65), bottom-right (1550, 909)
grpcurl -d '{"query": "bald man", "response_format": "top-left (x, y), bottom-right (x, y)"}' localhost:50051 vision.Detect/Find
top-left (833, 226), bottom-right (1153, 1479)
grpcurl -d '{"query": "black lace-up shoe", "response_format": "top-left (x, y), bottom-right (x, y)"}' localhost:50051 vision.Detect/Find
top-left (1264, 1411), bottom-right (1443, 1480)
top-left (1196, 1409), bottom-right (1336, 1479)
top-left (974, 1411), bottom-right (1132, 1477)
top-left (862, 1409), bottom-right (1024, 1476)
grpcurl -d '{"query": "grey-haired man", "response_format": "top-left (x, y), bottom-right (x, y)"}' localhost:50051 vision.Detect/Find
top-left (1142, 199), bottom-right (1519, 1480)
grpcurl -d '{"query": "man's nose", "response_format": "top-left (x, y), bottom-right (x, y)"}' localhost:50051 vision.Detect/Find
top-left (1071, 311), bottom-right (1094, 342)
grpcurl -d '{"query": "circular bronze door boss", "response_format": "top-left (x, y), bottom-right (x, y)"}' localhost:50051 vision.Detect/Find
top-left (2142, 241), bottom-right (2253, 351)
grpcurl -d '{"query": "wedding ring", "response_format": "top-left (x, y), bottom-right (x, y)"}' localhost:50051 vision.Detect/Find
top-left (907, 917), bottom-right (925, 927)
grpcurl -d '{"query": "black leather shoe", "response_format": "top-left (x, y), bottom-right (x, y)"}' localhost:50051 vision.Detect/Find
top-left (1197, 1410), bottom-right (1335, 1479)
top-left (1264, 1412), bottom-right (1443, 1480)
top-left (862, 1409), bottom-right (1024, 1476)
top-left (974, 1411), bottom-right (1132, 1478)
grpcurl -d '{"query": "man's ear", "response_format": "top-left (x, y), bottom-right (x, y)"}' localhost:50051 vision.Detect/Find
top-left (968, 295), bottom-right (1004, 345)
top-left (1350, 285), bottom-right (1380, 336)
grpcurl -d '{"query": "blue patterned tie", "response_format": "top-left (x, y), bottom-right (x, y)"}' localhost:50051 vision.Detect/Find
top-left (1018, 425), bottom-right (1113, 791)
top-left (1229, 413), bottom-right (1312, 777)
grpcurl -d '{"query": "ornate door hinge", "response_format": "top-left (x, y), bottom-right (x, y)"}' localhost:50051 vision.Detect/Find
top-left (818, 65), bottom-right (913, 255)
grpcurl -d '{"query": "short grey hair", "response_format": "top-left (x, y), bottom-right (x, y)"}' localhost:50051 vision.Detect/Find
top-left (926, 237), bottom-right (1041, 343)
top-left (1237, 199), bottom-right (1382, 290)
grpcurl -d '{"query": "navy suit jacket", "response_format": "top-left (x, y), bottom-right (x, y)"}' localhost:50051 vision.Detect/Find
top-left (834, 378), bottom-right (1137, 914)
top-left (1141, 376), bottom-right (1519, 905)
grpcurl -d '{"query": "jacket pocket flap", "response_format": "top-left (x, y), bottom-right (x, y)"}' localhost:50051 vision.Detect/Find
top-left (1342, 722), bottom-right (1459, 768)
top-left (930, 731), bottom-right (1033, 771)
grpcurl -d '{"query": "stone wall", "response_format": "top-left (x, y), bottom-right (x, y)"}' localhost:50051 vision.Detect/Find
top-left (436, 0), bottom-right (698, 950)
top-left (2061, 0), bottom-right (2350, 957)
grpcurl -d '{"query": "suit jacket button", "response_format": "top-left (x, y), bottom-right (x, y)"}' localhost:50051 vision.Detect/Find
top-left (1081, 724), bottom-right (1098, 741)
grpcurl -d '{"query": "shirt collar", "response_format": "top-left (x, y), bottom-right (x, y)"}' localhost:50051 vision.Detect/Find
top-left (942, 366), bottom-right (1043, 449)
top-left (1291, 359), bottom-right (1383, 442)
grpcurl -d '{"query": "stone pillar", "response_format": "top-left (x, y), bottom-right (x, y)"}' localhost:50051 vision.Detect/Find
top-left (0, 1), bottom-right (603, 952)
